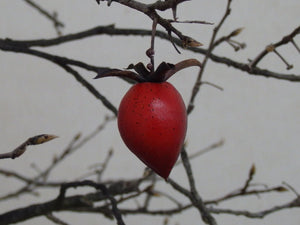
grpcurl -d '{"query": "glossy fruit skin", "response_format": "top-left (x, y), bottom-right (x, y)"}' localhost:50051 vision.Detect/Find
top-left (118, 82), bottom-right (187, 179)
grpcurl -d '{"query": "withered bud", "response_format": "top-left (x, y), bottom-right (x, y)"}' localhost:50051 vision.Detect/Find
top-left (147, 63), bottom-right (154, 71)
top-left (183, 37), bottom-right (203, 48)
top-left (275, 186), bottom-right (288, 192)
top-left (231, 27), bottom-right (244, 37)
top-left (146, 48), bottom-right (155, 57)
top-left (249, 164), bottom-right (256, 177)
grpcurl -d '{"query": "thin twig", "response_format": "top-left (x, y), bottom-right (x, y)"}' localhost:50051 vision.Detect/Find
top-left (0, 41), bottom-right (118, 115)
top-left (0, 134), bottom-right (57, 160)
top-left (0, 27), bottom-right (299, 82)
top-left (249, 26), bottom-right (300, 68)
top-left (175, 139), bottom-right (224, 166)
top-left (213, 27), bottom-right (244, 49)
top-left (0, 116), bottom-right (115, 201)
top-left (209, 197), bottom-right (300, 218)
top-left (97, 0), bottom-right (201, 47)
top-left (180, 148), bottom-right (217, 225)
top-left (291, 39), bottom-right (300, 53)
top-left (187, 0), bottom-right (233, 114)
top-left (168, 19), bottom-right (214, 25)
top-left (241, 164), bottom-right (256, 193)
top-left (46, 213), bottom-right (70, 225)
top-left (0, 178), bottom-right (141, 225)
top-left (273, 48), bottom-right (293, 70)
top-left (24, 0), bottom-right (64, 35)
top-left (56, 180), bottom-right (126, 225)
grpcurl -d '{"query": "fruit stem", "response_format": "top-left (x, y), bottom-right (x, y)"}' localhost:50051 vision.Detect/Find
top-left (147, 17), bottom-right (158, 73)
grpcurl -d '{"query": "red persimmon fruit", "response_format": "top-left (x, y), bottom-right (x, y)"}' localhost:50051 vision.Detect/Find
top-left (95, 59), bottom-right (201, 179)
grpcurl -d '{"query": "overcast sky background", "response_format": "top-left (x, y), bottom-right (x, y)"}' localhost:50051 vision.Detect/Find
top-left (0, 0), bottom-right (299, 225)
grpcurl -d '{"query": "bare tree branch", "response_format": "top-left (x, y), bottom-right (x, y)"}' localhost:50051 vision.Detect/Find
top-left (209, 196), bottom-right (300, 218)
top-left (24, 0), bottom-right (64, 35)
top-left (0, 116), bottom-right (114, 201)
top-left (56, 180), bottom-right (125, 225)
top-left (0, 40), bottom-right (118, 115)
top-left (180, 148), bottom-right (217, 225)
top-left (0, 134), bottom-right (58, 160)
top-left (187, 0), bottom-right (232, 114)
top-left (1, 24), bottom-right (299, 82)
top-left (0, 179), bottom-right (141, 225)
top-left (249, 26), bottom-right (300, 68)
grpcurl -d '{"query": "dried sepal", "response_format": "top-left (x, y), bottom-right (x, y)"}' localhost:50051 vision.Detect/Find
top-left (126, 62), bottom-right (150, 78)
top-left (95, 58), bottom-right (201, 83)
top-left (94, 68), bottom-right (146, 83)
top-left (164, 58), bottom-right (202, 80)
top-left (95, 0), bottom-right (112, 6)
top-left (148, 62), bottom-right (175, 82)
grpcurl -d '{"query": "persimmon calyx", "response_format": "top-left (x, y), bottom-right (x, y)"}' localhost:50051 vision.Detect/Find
top-left (94, 58), bottom-right (202, 83)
